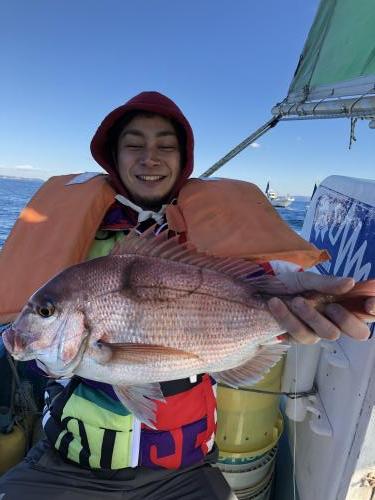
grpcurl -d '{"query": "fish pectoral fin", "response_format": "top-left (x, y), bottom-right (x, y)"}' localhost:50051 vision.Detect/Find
top-left (99, 341), bottom-right (201, 360)
top-left (211, 343), bottom-right (289, 388)
top-left (113, 382), bottom-right (165, 428)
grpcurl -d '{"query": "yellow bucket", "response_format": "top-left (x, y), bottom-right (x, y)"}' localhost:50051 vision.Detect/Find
top-left (0, 424), bottom-right (26, 475)
top-left (216, 358), bottom-right (284, 454)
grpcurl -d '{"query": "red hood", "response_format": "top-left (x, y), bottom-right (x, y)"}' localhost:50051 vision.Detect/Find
top-left (90, 91), bottom-right (194, 200)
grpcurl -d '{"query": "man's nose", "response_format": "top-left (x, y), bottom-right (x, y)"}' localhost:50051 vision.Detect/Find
top-left (140, 147), bottom-right (160, 167)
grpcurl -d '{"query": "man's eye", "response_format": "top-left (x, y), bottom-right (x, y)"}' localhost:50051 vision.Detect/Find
top-left (159, 145), bottom-right (177, 151)
top-left (126, 144), bottom-right (143, 149)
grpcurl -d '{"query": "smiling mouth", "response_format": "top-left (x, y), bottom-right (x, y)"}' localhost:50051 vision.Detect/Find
top-left (136, 175), bottom-right (166, 182)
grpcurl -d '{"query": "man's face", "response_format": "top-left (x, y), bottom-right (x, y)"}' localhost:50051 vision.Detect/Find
top-left (117, 115), bottom-right (181, 208)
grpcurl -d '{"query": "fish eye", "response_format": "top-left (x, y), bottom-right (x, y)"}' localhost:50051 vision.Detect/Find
top-left (36, 302), bottom-right (55, 318)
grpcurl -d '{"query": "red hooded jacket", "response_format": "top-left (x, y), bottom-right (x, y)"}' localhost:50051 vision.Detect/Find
top-left (90, 91), bottom-right (194, 201)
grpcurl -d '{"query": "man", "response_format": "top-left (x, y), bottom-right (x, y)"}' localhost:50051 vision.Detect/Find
top-left (1, 91), bottom-right (374, 499)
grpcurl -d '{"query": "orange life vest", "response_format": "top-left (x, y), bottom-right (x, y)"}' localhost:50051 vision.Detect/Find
top-left (0, 174), bottom-right (115, 323)
top-left (166, 178), bottom-right (328, 266)
top-left (0, 174), bottom-right (328, 323)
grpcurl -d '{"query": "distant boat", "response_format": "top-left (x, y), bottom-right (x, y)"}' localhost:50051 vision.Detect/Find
top-left (265, 181), bottom-right (294, 208)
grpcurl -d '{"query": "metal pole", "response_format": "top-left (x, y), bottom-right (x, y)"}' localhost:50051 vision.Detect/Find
top-left (199, 115), bottom-right (280, 178)
top-left (272, 95), bottom-right (375, 120)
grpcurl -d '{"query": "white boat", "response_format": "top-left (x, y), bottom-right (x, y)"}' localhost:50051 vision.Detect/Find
top-left (265, 182), bottom-right (294, 208)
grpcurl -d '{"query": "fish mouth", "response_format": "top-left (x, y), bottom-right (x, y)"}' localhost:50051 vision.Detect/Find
top-left (4, 308), bottom-right (91, 378)
top-left (2, 325), bottom-right (36, 361)
top-left (2, 325), bottom-right (16, 354)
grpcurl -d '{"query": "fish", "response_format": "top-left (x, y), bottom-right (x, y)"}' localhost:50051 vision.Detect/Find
top-left (3, 227), bottom-right (375, 426)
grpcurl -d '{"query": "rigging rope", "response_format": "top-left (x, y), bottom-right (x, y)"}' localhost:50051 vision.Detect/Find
top-left (219, 383), bottom-right (317, 399)
top-left (349, 117), bottom-right (358, 149)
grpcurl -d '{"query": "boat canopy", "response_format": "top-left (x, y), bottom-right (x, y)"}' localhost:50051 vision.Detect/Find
top-left (201, 0), bottom-right (375, 177)
top-left (272, 0), bottom-right (375, 120)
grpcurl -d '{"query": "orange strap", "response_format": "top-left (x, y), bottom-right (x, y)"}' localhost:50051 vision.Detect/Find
top-left (0, 174), bottom-right (115, 323)
top-left (166, 178), bottom-right (329, 268)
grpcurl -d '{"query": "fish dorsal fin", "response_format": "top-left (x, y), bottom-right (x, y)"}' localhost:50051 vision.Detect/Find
top-left (111, 226), bottom-right (283, 285)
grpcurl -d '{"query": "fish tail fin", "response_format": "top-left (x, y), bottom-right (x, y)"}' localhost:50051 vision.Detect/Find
top-left (336, 279), bottom-right (375, 321)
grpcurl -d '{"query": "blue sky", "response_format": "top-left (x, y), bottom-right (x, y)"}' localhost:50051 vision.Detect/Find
top-left (1, 0), bottom-right (374, 195)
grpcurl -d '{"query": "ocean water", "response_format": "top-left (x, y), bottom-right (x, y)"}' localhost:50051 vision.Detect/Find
top-left (0, 177), bottom-right (308, 248)
top-left (276, 199), bottom-right (309, 234)
top-left (0, 177), bottom-right (44, 249)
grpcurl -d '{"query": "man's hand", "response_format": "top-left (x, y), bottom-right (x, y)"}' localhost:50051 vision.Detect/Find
top-left (267, 272), bottom-right (375, 344)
